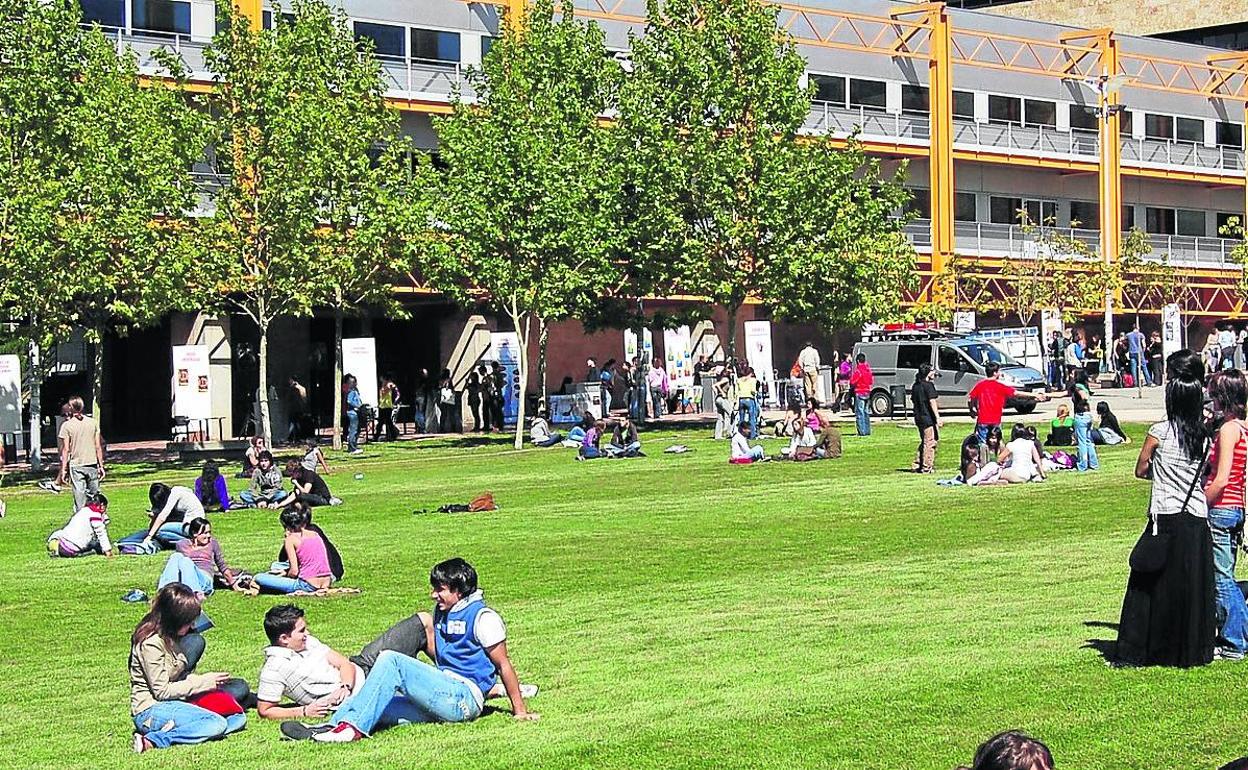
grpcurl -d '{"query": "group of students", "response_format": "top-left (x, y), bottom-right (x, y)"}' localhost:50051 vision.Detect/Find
top-left (128, 557), bottom-right (536, 751)
top-left (728, 397), bottom-right (844, 463)
top-left (527, 411), bottom-right (645, 459)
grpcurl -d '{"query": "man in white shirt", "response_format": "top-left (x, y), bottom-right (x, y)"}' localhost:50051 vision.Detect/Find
top-left (730, 423), bottom-right (765, 462)
top-left (798, 343), bottom-right (821, 403)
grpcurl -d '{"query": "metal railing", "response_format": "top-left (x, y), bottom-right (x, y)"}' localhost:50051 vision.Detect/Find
top-left (951, 221), bottom-right (1101, 260)
top-left (803, 103), bottom-right (930, 143)
top-left (1121, 137), bottom-right (1246, 173)
top-left (903, 218), bottom-right (932, 249)
top-left (376, 55), bottom-right (474, 101)
top-left (1144, 234), bottom-right (1242, 269)
top-left (94, 27), bottom-right (211, 76)
top-left (951, 120), bottom-right (1099, 158)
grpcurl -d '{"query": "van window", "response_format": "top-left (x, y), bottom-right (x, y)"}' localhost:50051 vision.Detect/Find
top-left (938, 346), bottom-right (963, 372)
top-left (961, 342), bottom-right (1017, 367)
top-left (897, 345), bottom-right (929, 370)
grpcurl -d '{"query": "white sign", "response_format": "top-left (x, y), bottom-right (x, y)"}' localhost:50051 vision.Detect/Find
top-left (548, 391), bottom-right (602, 425)
top-left (663, 326), bottom-right (694, 388)
top-left (743, 321), bottom-right (776, 405)
top-left (624, 328), bottom-right (654, 365)
top-left (0, 355), bottom-right (21, 433)
top-left (486, 332), bottom-right (521, 424)
top-left (171, 345), bottom-right (212, 420)
top-left (953, 311), bottom-right (976, 334)
top-left (342, 338), bottom-right (379, 408)
top-left (1162, 304), bottom-right (1182, 364)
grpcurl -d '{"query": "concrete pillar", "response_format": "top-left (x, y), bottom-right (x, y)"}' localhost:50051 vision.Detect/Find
top-left (170, 312), bottom-right (233, 440)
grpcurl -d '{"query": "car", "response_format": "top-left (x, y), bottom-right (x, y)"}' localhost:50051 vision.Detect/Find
top-left (853, 331), bottom-right (1048, 417)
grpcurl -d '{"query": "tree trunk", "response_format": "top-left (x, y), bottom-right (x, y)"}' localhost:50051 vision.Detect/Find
top-left (537, 317), bottom-right (549, 412)
top-left (634, 299), bottom-right (646, 423)
top-left (725, 303), bottom-right (740, 361)
top-left (510, 308), bottom-right (530, 451)
top-left (332, 302), bottom-right (344, 450)
top-left (28, 338), bottom-right (42, 472)
top-left (90, 321), bottom-right (105, 422)
top-left (257, 319), bottom-right (273, 441)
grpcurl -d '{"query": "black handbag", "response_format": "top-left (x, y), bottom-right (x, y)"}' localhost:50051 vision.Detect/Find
top-left (1128, 443), bottom-right (1206, 573)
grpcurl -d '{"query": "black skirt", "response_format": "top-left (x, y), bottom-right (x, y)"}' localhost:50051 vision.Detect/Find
top-left (1116, 512), bottom-right (1215, 668)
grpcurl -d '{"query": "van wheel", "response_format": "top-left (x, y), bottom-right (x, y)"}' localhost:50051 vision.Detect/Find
top-left (1015, 403), bottom-right (1037, 415)
top-left (869, 390), bottom-right (893, 417)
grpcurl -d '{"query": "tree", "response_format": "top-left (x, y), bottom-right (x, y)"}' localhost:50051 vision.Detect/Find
top-left (0, 0), bottom-right (208, 465)
top-left (197, 0), bottom-right (410, 441)
top-left (617, 0), bottom-right (915, 356)
top-left (429, 0), bottom-right (624, 449)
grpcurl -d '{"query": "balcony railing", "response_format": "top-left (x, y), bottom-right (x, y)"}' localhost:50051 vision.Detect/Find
top-left (1121, 137), bottom-right (1245, 173)
top-left (803, 103), bottom-right (930, 143)
top-left (376, 56), bottom-right (474, 102)
top-left (952, 121), bottom-right (1099, 158)
top-left (1145, 234), bottom-right (1243, 269)
top-left (93, 26), bottom-right (211, 77)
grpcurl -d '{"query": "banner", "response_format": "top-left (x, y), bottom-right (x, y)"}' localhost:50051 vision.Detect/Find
top-left (0, 355), bottom-right (21, 433)
top-left (743, 321), bottom-right (775, 405)
top-left (624, 328), bottom-right (653, 365)
top-left (487, 332), bottom-right (521, 424)
top-left (171, 345), bottom-right (212, 420)
top-left (548, 391), bottom-right (602, 425)
top-left (953, 311), bottom-right (976, 334)
top-left (663, 325), bottom-right (694, 388)
top-left (1161, 304), bottom-right (1182, 363)
top-left (342, 337), bottom-right (379, 408)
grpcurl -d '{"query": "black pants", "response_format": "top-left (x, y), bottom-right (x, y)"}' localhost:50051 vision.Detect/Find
top-left (469, 399), bottom-right (482, 431)
top-left (296, 493), bottom-right (332, 507)
top-left (181, 633), bottom-right (255, 708)
top-left (373, 408), bottom-right (397, 441)
top-left (491, 397), bottom-right (505, 430)
top-left (348, 613), bottom-right (428, 673)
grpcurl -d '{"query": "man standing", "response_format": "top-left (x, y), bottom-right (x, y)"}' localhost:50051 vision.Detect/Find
top-left (490, 361), bottom-right (506, 430)
top-left (848, 353), bottom-right (873, 436)
top-left (1047, 331), bottom-right (1064, 390)
top-left (1126, 324), bottom-right (1149, 386)
top-left (286, 377), bottom-right (308, 444)
top-left (968, 362), bottom-right (1046, 444)
top-left (56, 396), bottom-right (105, 512)
top-left (798, 342), bottom-right (821, 404)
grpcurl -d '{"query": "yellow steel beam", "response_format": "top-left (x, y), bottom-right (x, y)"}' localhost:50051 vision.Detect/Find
top-left (926, 4), bottom-right (954, 277)
top-left (1098, 32), bottom-right (1123, 301)
top-left (234, 0), bottom-right (262, 31)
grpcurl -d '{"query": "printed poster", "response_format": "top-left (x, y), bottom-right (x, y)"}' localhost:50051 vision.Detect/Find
top-left (0, 355), bottom-right (21, 433)
top-left (743, 321), bottom-right (776, 405)
top-left (486, 332), bottom-right (521, 424)
top-left (1162, 304), bottom-right (1182, 363)
top-left (342, 337), bottom-right (379, 408)
top-left (663, 325), bottom-right (694, 388)
top-left (624, 328), bottom-right (654, 365)
top-left (171, 345), bottom-right (211, 420)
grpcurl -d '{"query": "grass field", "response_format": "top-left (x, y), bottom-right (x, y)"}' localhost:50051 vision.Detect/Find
top-left (1, 422), bottom-right (1245, 769)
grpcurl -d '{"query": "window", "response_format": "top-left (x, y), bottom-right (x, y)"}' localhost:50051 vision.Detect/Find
top-left (481, 35), bottom-right (497, 59)
top-left (809, 74), bottom-right (845, 106)
top-left (1218, 213), bottom-right (1244, 239)
top-left (988, 95), bottom-right (1021, 125)
top-left (1119, 109), bottom-right (1133, 135)
top-left (355, 21), bottom-right (406, 58)
top-left (954, 192), bottom-right (976, 222)
top-left (938, 346), bottom-right (964, 373)
top-left (1176, 117), bottom-right (1204, 143)
top-left (904, 189), bottom-right (931, 218)
top-left (411, 28), bottom-right (460, 62)
top-left (132, 0), bottom-right (190, 34)
top-left (1122, 205), bottom-right (1136, 230)
top-left (849, 79), bottom-right (886, 111)
top-left (990, 196), bottom-right (1023, 225)
top-left (1070, 201), bottom-right (1099, 229)
top-left (1217, 122), bottom-right (1243, 148)
top-left (952, 90), bottom-right (975, 120)
top-left (1024, 199), bottom-right (1057, 226)
top-left (897, 345), bottom-right (931, 371)
top-left (1024, 99), bottom-right (1056, 127)
top-left (1176, 209), bottom-right (1206, 237)
top-left (1069, 105), bottom-right (1098, 131)
top-left (260, 10), bottom-right (294, 28)
top-left (1145, 114), bottom-right (1174, 140)
top-left (901, 85), bottom-right (929, 114)
top-left (79, 0), bottom-right (124, 27)
top-left (1146, 207), bottom-right (1176, 235)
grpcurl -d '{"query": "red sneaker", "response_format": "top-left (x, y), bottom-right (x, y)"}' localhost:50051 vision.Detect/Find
top-left (312, 722), bottom-right (364, 744)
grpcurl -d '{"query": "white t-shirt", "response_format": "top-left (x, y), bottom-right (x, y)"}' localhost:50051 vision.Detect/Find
top-left (257, 633), bottom-right (365, 706)
top-left (530, 418), bottom-right (551, 443)
top-left (730, 432), bottom-right (752, 459)
top-left (1004, 438), bottom-right (1038, 479)
top-left (1219, 329), bottom-right (1236, 348)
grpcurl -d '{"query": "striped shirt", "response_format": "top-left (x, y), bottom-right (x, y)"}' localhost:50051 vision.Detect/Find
top-left (1210, 421), bottom-right (1247, 510)
top-left (1147, 421), bottom-right (1208, 518)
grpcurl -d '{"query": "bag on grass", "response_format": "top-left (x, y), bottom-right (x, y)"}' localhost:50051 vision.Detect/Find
top-left (189, 690), bottom-right (243, 717)
top-left (1050, 451), bottom-right (1075, 469)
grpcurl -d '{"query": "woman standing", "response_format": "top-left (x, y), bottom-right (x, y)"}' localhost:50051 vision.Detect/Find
top-left (1116, 349), bottom-right (1214, 668)
top-left (1067, 368), bottom-right (1099, 471)
top-left (374, 378), bottom-right (399, 441)
top-left (129, 584), bottom-right (244, 752)
top-left (466, 368), bottom-right (483, 432)
top-left (1203, 369), bottom-right (1248, 660)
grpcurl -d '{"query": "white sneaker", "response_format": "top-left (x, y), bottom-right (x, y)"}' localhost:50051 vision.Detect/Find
top-left (329, 497), bottom-right (343, 506)
top-left (350, 449), bottom-right (364, 456)
top-left (312, 723), bottom-right (364, 743)
top-left (132, 733), bottom-right (150, 753)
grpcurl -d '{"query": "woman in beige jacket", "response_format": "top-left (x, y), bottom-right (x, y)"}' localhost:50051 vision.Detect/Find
top-left (129, 583), bottom-right (245, 753)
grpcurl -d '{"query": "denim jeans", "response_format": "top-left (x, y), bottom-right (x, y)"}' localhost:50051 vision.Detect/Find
top-left (133, 700), bottom-right (246, 749)
top-left (854, 394), bottom-right (870, 436)
top-left (606, 440), bottom-right (643, 458)
top-left (158, 553), bottom-right (214, 595)
top-left (119, 522), bottom-right (189, 550)
top-left (346, 410), bottom-right (360, 451)
top-left (1129, 352), bottom-right (1149, 385)
top-left (975, 423), bottom-right (999, 445)
top-left (650, 389), bottom-right (664, 419)
top-left (580, 446), bottom-right (601, 460)
top-left (253, 572), bottom-right (318, 594)
top-left (1209, 506), bottom-right (1248, 654)
top-left (743, 445), bottom-right (764, 461)
top-left (237, 489), bottom-right (288, 508)
top-left (1073, 412), bottom-right (1099, 471)
top-left (738, 397), bottom-right (759, 438)
top-left (332, 650), bottom-right (482, 735)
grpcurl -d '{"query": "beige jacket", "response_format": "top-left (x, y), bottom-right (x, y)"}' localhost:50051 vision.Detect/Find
top-left (129, 634), bottom-right (215, 715)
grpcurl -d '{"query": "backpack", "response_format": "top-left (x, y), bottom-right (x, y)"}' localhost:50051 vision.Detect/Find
top-left (1122, 373), bottom-right (1134, 388)
top-left (1050, 450), bottom-right (1075, 469)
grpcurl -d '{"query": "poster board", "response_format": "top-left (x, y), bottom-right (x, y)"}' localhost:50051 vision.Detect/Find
top-left (663, 326), bottom-right (694, 388)
top-left (624, 328), bottom-right (654, 365)
top-left (0, 355), bottom-right (21, 433)
top-left (953, 311), bottom-right (976, 334)
top-left (1162, 304), bottom-right (1182, 363)
top-left (486, 332), bottom-right (521, 424)
top-left (171, 345), bottom-right (212, 420)
top-left (743, 321), bottom-right (775, 405)
top-left (342, 338), bottom-right (379, 408)
top-left (548, 391), bottom-right (602, 425)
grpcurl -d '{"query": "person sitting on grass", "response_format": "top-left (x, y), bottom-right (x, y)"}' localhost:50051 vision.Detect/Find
top-left (238, 435), bottom-right (266, 478)
top-left (239, 450), bottom-right (287, 509)
top-left (956, 730), bottom-right (1054, 770)
top-left (577, 419), bottom-right (604, 461)
top-left (254, 505), bottom-right (335, 595)
top-left (606, 416), bottom-right (643, 458)
top-left (529, 412), bottom-right (563, 448)
top-left (47, 492), bottom-right (114, 558)
top-left (997, 424), bottom-right (1047, 484)
top-left (157, 519), bottom-right (250, 632)
top-left (129, 583), bottom-right (246, 753)
top-left (301, 439), bottom-right (331, 475)
top-left (280, 459), bottom-right (340, 508)
top-left (194, 462), bottom-right (231, 512)
top-left (288, 557), bottom-right (538, 743)
top-left (1045, 404), bottom-right (1075, 447)
top-left (781, 404), bottom-right (819, 460)
top-left (806, 398), bottom-right (843, 460)
top-left (565, 412), bottom-right (592, 446)
top-left (730, 422), bottom-right (765, 463)
top-left (118, 483), bottom-right (208, 554)
top-left (1092, 400), bottom-right (1130, 445)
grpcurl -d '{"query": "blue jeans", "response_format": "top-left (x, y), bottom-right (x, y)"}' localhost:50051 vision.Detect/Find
top-left (567, 426), bottom-right (586, 443)
top-left (133, 700), bottom-right (246, 749)
top-left (650, 389), bottom-right (664, 419)
top-left (743, 446), bottom-right (764, 461)
top-left (975, 423), bottom-right (999, 445)
top-left (1209, 507), bottom-right (1248, 654)
top-left (1130, 352), bottom-right (1150, 385)
top-left (580, 446), bottom-right (601, 460)
top-left (535, 434), bottom-right (562, 447)
top-left (738, 397), bottom-right (759, 438)
top-left (332, 650), bottom-right (482, 735)
top-left (158, 553), bottom-right (214, 595)
top-left (253, 572), bottom-right (318, 594)
top-left (854, 394), bottom-right (870, 436)
top-left (237, 489), bottom-right (288, 507)
top-left (1073, 412), bottom-right (1099, 470)
top-left (607, 440), bottom-right (643, 457)
top-left (119, 522), bottom-right (189, 550)
top-left (346, 410), bottom-right (360, 451)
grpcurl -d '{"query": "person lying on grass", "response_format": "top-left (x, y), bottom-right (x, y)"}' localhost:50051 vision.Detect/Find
top-left (46, 492), bottom-right (114, 558)
top-left (259, 604), bottom-right (534, 734)
top-left (284, 557), bottom-right (538, 743)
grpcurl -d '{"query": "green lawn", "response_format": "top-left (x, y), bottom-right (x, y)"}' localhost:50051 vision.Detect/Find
top-left (1, 422), bottom-right (1244, 769)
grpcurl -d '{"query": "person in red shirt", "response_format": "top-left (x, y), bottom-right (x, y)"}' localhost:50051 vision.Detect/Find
top-left (968, 362), bottom-right (1045, 444)
top-left (849, 353), bottom-right (874, 436)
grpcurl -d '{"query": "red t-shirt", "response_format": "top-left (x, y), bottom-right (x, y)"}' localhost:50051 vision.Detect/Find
top-left (968, 378), bottom-right (1015, 426)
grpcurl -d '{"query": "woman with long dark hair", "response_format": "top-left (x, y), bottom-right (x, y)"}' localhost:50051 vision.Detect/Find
top-left (1116, 349), bottom-right (1215, 667)
top-left (129, 584), bottom-right (245, 752)
top-left (1203, 369), bottom-right (1248, 660)
top-left (1066, 367), bottom-right (1099, 471)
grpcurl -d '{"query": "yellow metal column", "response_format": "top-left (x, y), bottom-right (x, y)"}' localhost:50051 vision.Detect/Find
top-left (235, 0), bottom-right (262, 31)
top-left (506, 0), bottom-right (528, 35)
top-left (1098, 33), bottom-right (1122, 278)
top-left (928, 5), bottom-right (955, 277)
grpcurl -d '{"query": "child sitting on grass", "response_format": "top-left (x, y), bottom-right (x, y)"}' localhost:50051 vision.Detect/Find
top-left (47, 493), bottom-right (114, 558)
